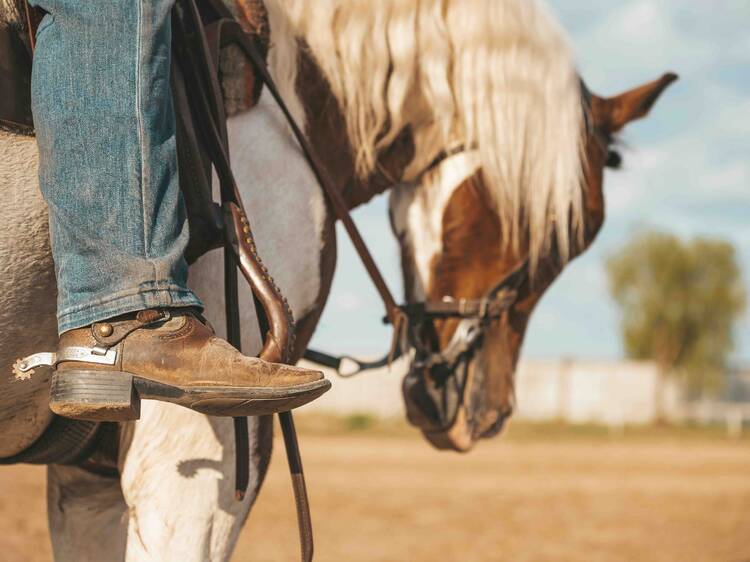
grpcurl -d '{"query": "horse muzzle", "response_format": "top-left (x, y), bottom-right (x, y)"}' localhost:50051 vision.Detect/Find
top-left (402, 356), bottom-right (513, 452)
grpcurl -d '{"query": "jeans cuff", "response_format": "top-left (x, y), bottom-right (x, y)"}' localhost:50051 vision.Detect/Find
top-left (57, 286), bottom-right (204, 335)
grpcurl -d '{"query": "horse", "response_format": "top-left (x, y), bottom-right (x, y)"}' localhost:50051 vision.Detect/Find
top-left (0, 0), bottom-right (676, 559)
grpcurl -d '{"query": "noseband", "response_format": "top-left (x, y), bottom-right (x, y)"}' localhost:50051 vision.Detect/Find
top-left (394, 260), bottom-right (528, 373)
top-left (303, 256), bottom-right (528, 384)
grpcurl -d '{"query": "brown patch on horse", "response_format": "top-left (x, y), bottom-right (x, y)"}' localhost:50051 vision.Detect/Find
top-left (295, 49), bottom-right (357, 196)
top-left (427, 174), bottom-right (524, 348)
top-left (295, 48), bottom-right (416, 211)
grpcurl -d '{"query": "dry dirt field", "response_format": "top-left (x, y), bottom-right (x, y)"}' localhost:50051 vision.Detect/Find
top-left (1, 421), bottom-right (749, 562)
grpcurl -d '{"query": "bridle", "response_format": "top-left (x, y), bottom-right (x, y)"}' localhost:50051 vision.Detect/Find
top-left (385, 255), bottom-right (528, 434)
top-left (396, 259), bottom-right (528, 374)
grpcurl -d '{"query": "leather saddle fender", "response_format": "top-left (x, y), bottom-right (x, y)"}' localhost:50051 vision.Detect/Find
top-left (0, 17), bottom-right (34, 133)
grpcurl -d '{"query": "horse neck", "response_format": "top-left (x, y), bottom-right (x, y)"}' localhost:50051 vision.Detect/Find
top-left (295, 49), bottom-right (414, 212)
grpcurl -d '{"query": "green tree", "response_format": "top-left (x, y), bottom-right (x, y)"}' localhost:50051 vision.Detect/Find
top-left (607, 231), bottom-right (746, 397)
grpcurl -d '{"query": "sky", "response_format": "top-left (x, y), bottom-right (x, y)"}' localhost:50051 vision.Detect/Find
top-left (308, 0), bottom-right (750, 364)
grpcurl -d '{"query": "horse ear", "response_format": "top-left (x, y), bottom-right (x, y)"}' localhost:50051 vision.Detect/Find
top-left (598, 72), bottom-right (678, 133)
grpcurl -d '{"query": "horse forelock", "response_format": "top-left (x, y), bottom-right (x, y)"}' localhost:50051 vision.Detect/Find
top-left (266, 0), bottom-right (585, 269)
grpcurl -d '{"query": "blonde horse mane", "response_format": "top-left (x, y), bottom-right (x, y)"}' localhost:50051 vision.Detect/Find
top-left (266, 0), bottom-right (585, 265)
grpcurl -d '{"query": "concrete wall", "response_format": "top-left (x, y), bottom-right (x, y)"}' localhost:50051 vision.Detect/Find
top-left (514, 359), bottom-right (683, 425)
top-left (298, 357), bottom-right (684, 425)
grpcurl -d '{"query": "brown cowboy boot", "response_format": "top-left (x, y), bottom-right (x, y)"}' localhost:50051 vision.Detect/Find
top-left (32, 308), bottom-right (330, 421)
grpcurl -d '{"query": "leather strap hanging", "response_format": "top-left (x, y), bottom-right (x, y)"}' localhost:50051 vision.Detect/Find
top-left (172, 1), bottom-right (313, 559)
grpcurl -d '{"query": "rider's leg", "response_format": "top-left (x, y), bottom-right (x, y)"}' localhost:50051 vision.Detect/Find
top-left (28, 0), bottom-right (329, 420)
top-left (30, 0), bottom-right (198, 332)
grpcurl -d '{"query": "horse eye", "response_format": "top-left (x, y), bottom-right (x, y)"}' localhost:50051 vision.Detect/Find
top-left (606, 150), bottom-right (622, 169)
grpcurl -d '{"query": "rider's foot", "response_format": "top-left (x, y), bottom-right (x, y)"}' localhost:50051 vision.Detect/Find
top-left (48, 308), bottom-right (330, 421)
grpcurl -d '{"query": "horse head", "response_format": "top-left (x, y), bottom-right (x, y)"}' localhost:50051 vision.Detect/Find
top-left (389, 74), bottom-right (677, 451)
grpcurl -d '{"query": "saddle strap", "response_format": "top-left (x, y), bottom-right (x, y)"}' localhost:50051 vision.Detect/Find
top-left (23, 1), bottom-right (44, 51)
top-left (0, 5), bottom-right (35, 132)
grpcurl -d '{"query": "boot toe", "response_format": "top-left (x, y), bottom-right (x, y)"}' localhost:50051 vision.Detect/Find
top-left (276, 364), bottom-right (326, 386)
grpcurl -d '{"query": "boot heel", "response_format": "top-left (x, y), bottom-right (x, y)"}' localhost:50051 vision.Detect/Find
top-left (49, 370), bottom-right (141, 421)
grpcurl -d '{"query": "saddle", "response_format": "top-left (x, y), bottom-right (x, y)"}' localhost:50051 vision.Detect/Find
top-left (1, 1), bottom-right (313, 559)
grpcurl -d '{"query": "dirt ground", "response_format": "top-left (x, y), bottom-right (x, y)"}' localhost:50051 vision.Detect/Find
top-left (1, 422), bottom-right (749, 562)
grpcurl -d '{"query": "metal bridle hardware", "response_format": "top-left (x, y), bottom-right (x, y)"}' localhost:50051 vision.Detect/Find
top-left (304, 259), bottom-right (529, 378)
top-left (411, 319), bottom-right (483, 371)
top-left (391, 260), bottom-right (528, 374)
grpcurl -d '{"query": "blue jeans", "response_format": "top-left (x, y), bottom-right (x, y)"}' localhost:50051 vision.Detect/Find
top-left (30, 0), bottom-right (203, 334)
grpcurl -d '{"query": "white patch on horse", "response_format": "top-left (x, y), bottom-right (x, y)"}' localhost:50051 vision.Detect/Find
top-left (187, 89), bottom-right (326, 351)
top-left (119, 403), bottom-right (258, 562)
top-left (389, 152), bottom-right (480, 299)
